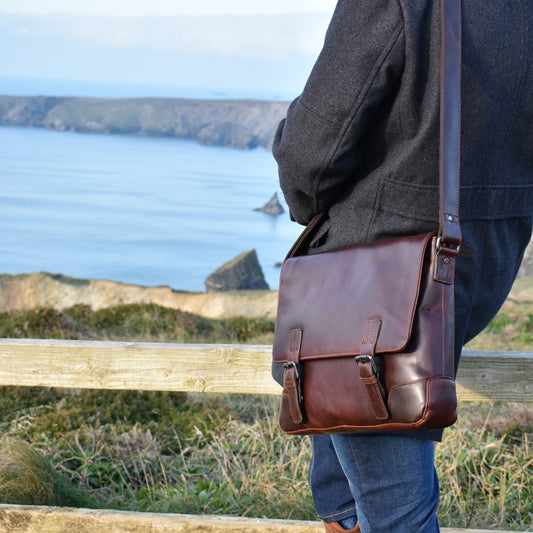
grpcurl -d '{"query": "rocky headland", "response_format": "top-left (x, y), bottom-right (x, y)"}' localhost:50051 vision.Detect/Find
top-left (0, 264), bottom-right (531, 322)
top-left (0, 239), bottom-right (531, 318)
top-left (0, 95), bottom-right (289, 150)
top-left (0, 273), bottom-right (278, 319)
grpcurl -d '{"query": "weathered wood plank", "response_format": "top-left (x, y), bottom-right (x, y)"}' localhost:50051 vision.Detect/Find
top-left (0, 340), bottom-right (531, 402)
top-left (0, 339), bottom-right (279, 395)
top-left (0, 506), bottom-right (320, 533)
top-left (0, 505), bottom-right (519, 533)
top-left (457, 350), bottom-right (533, 402)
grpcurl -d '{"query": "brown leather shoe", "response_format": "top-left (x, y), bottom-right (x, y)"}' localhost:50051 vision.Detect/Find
top-left (323, 521), bottom-right (361, 533)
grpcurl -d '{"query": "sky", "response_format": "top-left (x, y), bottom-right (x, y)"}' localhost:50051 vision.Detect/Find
top-left (0, 0), bottom-right (336, 16)
top-left (0, 1), bottom-right (337, 97)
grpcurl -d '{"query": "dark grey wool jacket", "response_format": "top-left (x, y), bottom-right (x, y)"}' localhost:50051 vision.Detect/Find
top-left (274, 0), bottom-right (533, 371)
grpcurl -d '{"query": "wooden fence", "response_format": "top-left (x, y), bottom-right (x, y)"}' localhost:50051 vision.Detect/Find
top-left (0, 339), bottom-right (531, 533)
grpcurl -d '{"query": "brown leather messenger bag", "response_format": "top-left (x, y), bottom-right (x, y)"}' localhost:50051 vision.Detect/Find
top-left (272, 0), bottom-right (462, 435)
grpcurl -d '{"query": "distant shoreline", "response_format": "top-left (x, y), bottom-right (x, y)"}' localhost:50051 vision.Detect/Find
top-left (0, 94), bottom-right (289, 150)
top-left (0, 77), bottom-right (298, 103)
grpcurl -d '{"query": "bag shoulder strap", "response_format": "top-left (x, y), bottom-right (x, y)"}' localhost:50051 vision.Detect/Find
top-left (439, 0), bottom-right (462, 252)
top-left (286, 0), bottom-right (462, 260)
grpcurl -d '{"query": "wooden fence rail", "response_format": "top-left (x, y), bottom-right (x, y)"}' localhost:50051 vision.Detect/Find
top-left (0, 339), bottom-right (531, 533)
top-left (0, 339), bottom-right (531, 401)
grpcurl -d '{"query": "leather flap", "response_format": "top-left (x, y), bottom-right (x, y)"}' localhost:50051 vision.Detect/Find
top-left (273, 232), bottom-right (436, 363)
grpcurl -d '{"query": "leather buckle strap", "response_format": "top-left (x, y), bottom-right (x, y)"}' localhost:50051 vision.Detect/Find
top-left (356, 320), bottom-right (389, 421)
top-left (434, 238), bottom-right (459, 284)
top-left (283, 329), bottom-right (304, 424)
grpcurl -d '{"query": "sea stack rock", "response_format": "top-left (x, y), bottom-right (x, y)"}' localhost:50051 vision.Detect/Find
top-left (253, 193), bottom-right (285, 216)
top-left (205, 249), bottom-right (270, 292)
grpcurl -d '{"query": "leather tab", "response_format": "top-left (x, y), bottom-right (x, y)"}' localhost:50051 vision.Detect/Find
top-left (356, 320), bottom-right (389, 421)
top-left (289, 328), bottom-right (303, 358)
top-left (284, 365), bottom-right (304, 424)
top-left (284, 329), bottom-right (304, 424)
top-left (360, 319), bottom-right (381, 355)
top-left (434, 246), bottom-right (457, 284)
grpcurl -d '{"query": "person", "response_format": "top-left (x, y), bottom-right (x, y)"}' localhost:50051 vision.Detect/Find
top-left (272, 1), bottom-right (533, 531)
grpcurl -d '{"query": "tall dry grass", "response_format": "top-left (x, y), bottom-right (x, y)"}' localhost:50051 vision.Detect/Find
top-left (437, 403), bottom-right (533, 530)
top-left (0, 437), bottom-right (99, 508)
top-left (0, 394), bottom-right (531, 530)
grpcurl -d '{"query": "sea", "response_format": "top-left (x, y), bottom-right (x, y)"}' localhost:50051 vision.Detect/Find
top-left (0, 78), bottom-right (302, 292)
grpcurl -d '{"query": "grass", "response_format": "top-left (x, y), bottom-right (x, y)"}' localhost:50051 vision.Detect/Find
top-left (0, 390), bottom-right (314, 519)
top-left (0, 391), bottom-right (531, 529)
top-left (0, 297), bottom-right (531, 530)
top-left (438, 403), bottom-right (533, 530)
top-left (0, 303), bottom-right (275, 344)
top-left (0, 437), bottom-right (98, 508)
top-left (465, 300), bottom-right (533, 352)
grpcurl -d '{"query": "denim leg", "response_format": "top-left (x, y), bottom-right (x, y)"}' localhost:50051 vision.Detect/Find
top-left (330, 434), bottom-right (440, 533)
top-left (309, 435), bottom-right (358, 524)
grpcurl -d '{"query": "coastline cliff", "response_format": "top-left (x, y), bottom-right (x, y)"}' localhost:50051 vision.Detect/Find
top-left (0, 95), bottom-right (289, 150)
top-left (0, 272), bottom-right (531, 321)
top-left (0, 273), bottom-right (278, 319)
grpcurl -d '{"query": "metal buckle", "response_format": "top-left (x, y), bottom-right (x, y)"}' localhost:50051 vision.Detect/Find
top-left (436, 236), bottom-right (461, 254)
top-left (283, 361), bottom-right (304, 404)
top-left (355, 355), bottom-right (378, 374)
top-left (283, 361), bottom-right (300, 380)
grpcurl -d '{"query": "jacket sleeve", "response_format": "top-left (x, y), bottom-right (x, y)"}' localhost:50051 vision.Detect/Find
top-left (273, 0), bottom-right (405, 225)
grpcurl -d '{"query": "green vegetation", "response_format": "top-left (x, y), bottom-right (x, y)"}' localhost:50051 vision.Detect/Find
top-left (0, 299), bottom-right (531, 530)
top-left (465, 299), bottom-right (533, 352)
top-left (0, 438), bottom-right (99, 508)
top-left (438, 402), bottom-right (532, 530)
top-left (0, 389), bottom-right (531, 529)
top-left (0, 303), bottom-right (275, 344)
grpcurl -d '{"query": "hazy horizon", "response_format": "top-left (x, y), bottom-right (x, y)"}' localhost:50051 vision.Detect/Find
top-left (0, 7), bottom-right (335, 97)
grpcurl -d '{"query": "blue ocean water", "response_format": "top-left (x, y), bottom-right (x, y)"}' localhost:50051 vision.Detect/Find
top-left (0, 125), bottom-right (302, 291)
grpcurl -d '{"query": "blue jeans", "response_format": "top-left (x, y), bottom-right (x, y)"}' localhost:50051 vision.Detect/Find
top-left (309, 434), bottom-right (440, 532)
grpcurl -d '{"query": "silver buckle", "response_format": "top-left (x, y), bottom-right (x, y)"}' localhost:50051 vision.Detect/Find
top-left (355, 354), bottom-right (378, 374)
top-left (436, 236), bottom-right (461, 254)
top-left (283, 361), bottom-right (300, 380)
